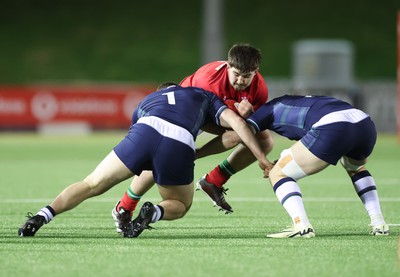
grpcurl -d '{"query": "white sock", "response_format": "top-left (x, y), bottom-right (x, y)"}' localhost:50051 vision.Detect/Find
top-left (37, 206), bottom-right (55, 224)
top-left (274, 178), bottom-right (310, 227)
top-left (151, 205), bottom-right (163, 223)
top-left (352, 171), bottom-right (386, 226)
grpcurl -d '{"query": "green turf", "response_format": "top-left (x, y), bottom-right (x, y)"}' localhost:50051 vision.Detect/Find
top-left (0, 132), bottom-right (399, 277)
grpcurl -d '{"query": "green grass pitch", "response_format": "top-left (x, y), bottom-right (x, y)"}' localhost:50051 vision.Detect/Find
top-left (0, 132), bottom-right (399, 277)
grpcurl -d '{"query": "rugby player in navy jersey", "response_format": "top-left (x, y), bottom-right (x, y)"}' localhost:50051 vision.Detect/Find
top-left (246, 95), bottom-right (389, 238)
top-left (18, 83), bottom-right (273, 238)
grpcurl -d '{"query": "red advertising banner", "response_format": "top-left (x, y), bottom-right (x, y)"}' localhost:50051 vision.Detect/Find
top-left (0, 84), bottom-right (155, 130)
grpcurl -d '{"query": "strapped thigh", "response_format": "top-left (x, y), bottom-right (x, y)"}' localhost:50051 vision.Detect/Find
top-left (277, 148), bottom-right (307, 181)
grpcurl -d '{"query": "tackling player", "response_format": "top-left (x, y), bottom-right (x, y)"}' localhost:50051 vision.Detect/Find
top-left (18, 83), bottom-right (272, 238)
top-left (247, 94), bottom-right (389, 238)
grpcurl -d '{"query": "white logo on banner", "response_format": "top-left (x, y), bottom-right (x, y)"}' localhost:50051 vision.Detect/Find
top-left (0, 98), bottom-right (25, 114)
top-left (31, 92), bottom-right (58, 121)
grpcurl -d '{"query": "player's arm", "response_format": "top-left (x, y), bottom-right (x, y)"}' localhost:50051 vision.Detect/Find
top-left (219, 108), bottom-right (273, 175)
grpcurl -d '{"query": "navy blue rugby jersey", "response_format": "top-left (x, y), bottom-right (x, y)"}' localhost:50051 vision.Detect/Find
top-left (132, 85), bottom-right (227, 139)
top-left (247, 95), bottom-right (355, 140)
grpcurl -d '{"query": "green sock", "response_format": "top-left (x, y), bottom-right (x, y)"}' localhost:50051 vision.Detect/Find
top-left (219, 159), bottom-right (236, 176)
top-left (127, 187), bottom-right (142, 200)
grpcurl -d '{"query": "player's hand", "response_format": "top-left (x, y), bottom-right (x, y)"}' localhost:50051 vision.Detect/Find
top-left (234, 99), bottom-right (254, 118)
top-left (258, 159), bottom-right (274, 178)
top-left (263, 159), bottom-right (277, 178)
top-left (224, 99), bottom-right (239, 113)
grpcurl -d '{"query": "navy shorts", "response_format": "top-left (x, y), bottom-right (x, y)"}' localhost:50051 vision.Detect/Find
top-left (113, 124), bottom-right (195, 185)
top-left (301, 117), bottom-right (377, 165)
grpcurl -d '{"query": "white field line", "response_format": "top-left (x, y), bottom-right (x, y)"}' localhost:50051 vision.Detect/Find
top-left (1, 197), bottom-right (400, 204)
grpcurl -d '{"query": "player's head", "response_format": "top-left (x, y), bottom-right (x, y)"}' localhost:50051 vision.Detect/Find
top-left (227, 43), bottom-right (261, 91)
top-left (228, 43), bottom-right (261, 72)
top-left (157, 82), bottom-right (178, 90)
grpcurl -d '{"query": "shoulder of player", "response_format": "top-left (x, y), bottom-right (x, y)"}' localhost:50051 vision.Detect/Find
top-left (196, 61), bottom-right (228, 74)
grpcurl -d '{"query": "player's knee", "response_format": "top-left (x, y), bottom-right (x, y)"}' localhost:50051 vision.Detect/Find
top-left (83, 173), bottom-right (108, 196)
top-left (340, 156), bottom-right (365, 175)
top-left (181, 205), bottom-right (192, 217)
top-left (257, 130), bottom-right (274, 154)
top-left (83, 175), bottom-right (96, 188)
top-left (223, 131), bottom-right (242, 148)
top-left (268, 166), bottom-right (285, 185)
top-left (184, 202), bottom-right (192, 213)
top-left (174, 200), bottom-right (192, 219)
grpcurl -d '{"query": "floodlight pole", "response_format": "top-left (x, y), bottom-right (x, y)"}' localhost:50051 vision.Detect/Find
top-left (397, 11), bottom-right (400, 143)
top-left (201, 0), bottom-right (225, 64)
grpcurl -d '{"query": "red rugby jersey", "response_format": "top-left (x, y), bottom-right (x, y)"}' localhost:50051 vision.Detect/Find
top-left (180, 61), bottom-right (268, 111)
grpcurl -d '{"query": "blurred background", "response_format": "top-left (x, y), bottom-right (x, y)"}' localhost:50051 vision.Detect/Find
top-left (0, 0), bottom-right (399, 133)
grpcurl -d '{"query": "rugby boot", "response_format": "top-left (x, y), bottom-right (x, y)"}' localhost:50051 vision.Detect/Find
top-left (267, 224), bottom-right (315, 238)
top-left (18, 212), bottom-right (46, 237)
top-left (370, 224), bottom-right (389, 236)
top-left (123, 202), bottom-right (155, 238)
top-left (196, 175), bottom-right (233, 214)
top-left (111, 201), bottom-right (132, 234)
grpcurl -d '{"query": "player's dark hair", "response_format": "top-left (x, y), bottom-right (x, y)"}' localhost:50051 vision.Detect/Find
top-left (157, 82), bottom-right (178, 90)
top-left (228, 43), bottom-right (261, 73)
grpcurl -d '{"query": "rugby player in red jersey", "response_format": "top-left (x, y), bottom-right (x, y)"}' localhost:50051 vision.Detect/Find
top-left (179, 44), bottom-right (273, 213)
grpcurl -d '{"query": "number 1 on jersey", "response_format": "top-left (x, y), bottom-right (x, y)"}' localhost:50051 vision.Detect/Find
top-left (162, 91), bottom-right (176, 105)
